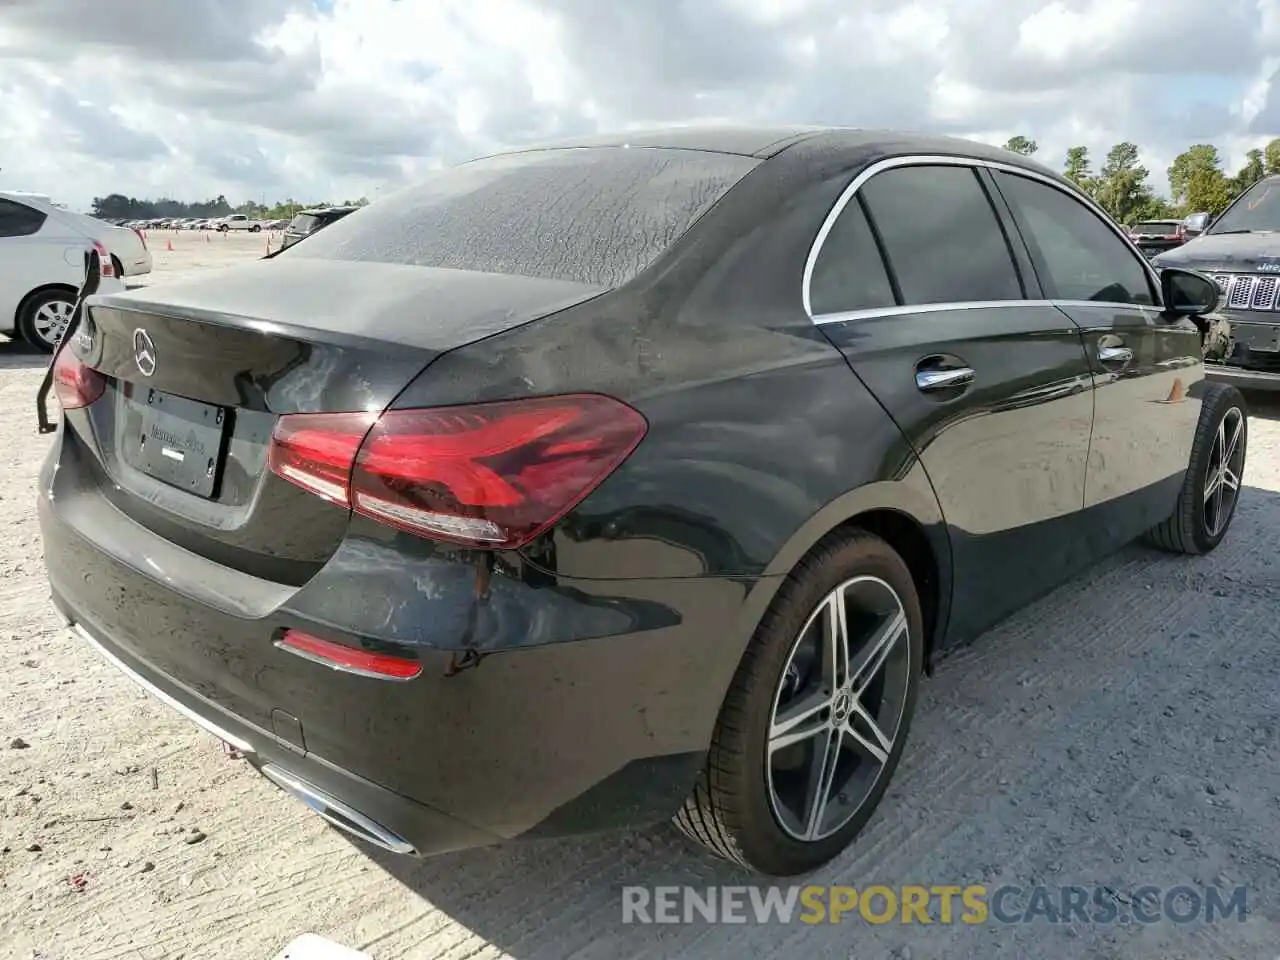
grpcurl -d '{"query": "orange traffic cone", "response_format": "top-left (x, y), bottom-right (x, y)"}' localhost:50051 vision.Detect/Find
top-left (205, 232), bottom-right (210, 243)
top-left (166, 238), bottom-right (173, 252)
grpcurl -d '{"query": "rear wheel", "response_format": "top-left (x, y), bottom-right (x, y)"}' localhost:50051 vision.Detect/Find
top-left (673, 530), bottom-right (923, 876)
top-left (18, 289), bottom-right (77, 353)
top-left (1145, 382), bottom-right (1247, 555)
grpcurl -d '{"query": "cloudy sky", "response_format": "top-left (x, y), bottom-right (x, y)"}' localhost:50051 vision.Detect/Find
top-left (1, 0), bottom-right (1277, 211)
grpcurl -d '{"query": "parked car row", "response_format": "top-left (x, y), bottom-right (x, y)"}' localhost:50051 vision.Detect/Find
top-left (103, 216), bottom-right (293, 232)
top-left (1, 190), bottom-right (150, 351)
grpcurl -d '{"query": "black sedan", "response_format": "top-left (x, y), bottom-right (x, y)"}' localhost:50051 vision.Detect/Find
top-left (37, 126), bottom-right (1245, 877)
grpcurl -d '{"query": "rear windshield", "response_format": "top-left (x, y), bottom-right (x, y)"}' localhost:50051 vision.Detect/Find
top-left (1133, 222), bottom-right (1179, 235)
top-left (288, 214), bottom-right (318, 234)
top-left (280, 147), bottom-right (758, 287)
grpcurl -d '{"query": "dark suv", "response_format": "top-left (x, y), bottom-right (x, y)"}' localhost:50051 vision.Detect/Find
top-left (280, 206), bottom-right (359, 249)
top-left (1127, 219), bottom-right (1186, 258)
top-left (1154, 175), bottom-right (1280, 388)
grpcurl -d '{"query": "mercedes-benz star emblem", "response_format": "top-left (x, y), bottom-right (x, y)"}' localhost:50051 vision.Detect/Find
top-left (133, 328), bottom-right (156, 377)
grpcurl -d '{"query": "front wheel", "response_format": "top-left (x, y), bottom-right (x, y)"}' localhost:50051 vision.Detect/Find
top-left (673, 530), bottom-right (923, 876)
top-left (1145, 382), bottom-right (1247, 555)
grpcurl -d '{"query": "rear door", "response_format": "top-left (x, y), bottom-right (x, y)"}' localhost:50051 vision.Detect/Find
top-left (990, 170), bottom-right (1203, 551)
top-left (809, 160), bottom-right (1096, 644)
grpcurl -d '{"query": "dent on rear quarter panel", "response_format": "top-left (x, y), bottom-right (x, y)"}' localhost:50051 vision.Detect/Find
top-left (390, 146), bottom-right (948, 584)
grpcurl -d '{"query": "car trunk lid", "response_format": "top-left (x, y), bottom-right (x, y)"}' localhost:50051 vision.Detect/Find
top-left (68, 258), bottom-right (605, 581)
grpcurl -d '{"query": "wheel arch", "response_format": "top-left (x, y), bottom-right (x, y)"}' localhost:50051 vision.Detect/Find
top-left (741, 481), bottom-right (952, 678)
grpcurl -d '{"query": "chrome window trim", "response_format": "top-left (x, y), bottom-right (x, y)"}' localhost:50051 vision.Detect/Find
top-left (810, 298), bottom-right (1158, 327)
top-left (802, 153), bottom-right (1162, 322)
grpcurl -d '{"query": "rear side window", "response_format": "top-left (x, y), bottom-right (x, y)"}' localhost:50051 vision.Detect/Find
top-left (809, 198), bottom-right (896, 315)
top-left (0, 199), bottom-right (47, 238)
top-left (996, 172), bottom-right (1154, 305)
top-left (282, 147), bottom-right (758, 288)
top-left (288, 214), bottom-right (318, 234)
top-left (859, 165), bottom-right (1023, 305)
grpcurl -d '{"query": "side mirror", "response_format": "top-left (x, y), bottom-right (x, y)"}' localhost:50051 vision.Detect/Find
top-left (1161, 267), bottom-right (1220, 317)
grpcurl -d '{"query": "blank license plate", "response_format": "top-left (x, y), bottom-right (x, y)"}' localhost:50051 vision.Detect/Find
top-left (121, 387), bottom-right (227, 498)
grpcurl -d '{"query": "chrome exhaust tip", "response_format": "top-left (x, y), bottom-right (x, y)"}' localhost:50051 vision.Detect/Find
top-left (260, 765), bottom-right (417, 856)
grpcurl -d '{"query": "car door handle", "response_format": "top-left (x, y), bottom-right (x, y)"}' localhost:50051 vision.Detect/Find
top-left (915, 367), bottom-right (975, 391)
top-left (1098, 345), bottom-right (1133, 364)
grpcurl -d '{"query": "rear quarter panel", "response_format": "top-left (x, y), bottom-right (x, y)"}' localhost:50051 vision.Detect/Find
top-left (391, 155), bottom-right (949, 586)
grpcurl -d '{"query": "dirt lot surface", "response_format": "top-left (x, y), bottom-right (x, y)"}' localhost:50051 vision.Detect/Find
top-left (2, 235), bottom-right (1280, 958)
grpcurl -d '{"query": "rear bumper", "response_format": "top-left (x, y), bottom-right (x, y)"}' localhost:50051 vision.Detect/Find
top-left (38, 429), bottom-right (763, 852)
top-left (54, 606), bottom-right (488, 857)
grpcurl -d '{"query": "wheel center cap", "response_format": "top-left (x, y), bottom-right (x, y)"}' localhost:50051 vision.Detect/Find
top-left (831, 690), bottom-right (853, 724)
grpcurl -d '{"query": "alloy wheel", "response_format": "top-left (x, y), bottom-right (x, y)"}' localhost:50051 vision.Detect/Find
top-left (766, 575), bottom-right (912, 842)
top-left (1204, 406), bottom-right (1245, 538)
top-left (32, 298), bottom-right (75, 347)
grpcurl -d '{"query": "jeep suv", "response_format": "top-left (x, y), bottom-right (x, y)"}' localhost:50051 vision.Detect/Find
top-left (1153, 175), bottom-right (1280, 388)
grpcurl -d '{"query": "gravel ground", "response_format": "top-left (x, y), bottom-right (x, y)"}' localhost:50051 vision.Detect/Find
top-left (2, 240), bottom-right (1279, 958)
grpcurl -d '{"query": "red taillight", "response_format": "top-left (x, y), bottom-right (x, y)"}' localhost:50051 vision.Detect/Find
top-left (268, 394), bottom-right (648, 548)
top-left (275, 629), bottom-right (422, 680)
top-left (94, 241), bottom-right (115, 278)
top-left (268, 412), bottom-right (375, 507)
top-left (52, 349), bottom-right (105, 410)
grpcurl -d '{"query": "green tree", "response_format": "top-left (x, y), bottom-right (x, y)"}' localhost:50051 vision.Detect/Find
top-left (1167, 144), bottom-right (1227, 207)
top-left (1095, 142), bottom-right (1155, 224)
top-left (1186, 166), bottom-right (1236, 214)
top-left (1236, 148), bottom-right (1266, 190)
top-left (1263, 138), bottom-right (1280, 175)
top-left (1063, 146), bottom-right (1097, 196)
top-left (1003, 136), bottom-right (1038, 156)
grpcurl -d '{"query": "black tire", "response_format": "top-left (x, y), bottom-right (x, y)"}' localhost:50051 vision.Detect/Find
top-left (673, 529), bottom-right (924, 876)
top-left (250, 224), bottom-right (262, 233)
top-left (1145, 382), bottom-right (1247, 555)
top-left (17, 288), bottom-right (77, 353)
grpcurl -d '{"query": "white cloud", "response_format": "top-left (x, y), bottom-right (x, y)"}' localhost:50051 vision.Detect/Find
top-left (0, 0), bottom-right (1277, 211)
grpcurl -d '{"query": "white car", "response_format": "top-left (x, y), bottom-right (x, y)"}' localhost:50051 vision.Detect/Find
top-left (216, 214), bottom-right (264, 232)
top-left (0, 191), bottom-right (148, 351)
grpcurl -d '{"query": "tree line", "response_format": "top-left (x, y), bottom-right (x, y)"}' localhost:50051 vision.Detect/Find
top-left (88, 135), bottom-right (1280, 227)
top-left (1002, 136), bottom-right (1280, 224)
top-left (89, 193), bottom-right (370, 221)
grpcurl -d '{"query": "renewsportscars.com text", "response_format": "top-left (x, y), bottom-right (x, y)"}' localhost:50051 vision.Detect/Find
top-left (620, 884), bottom-right (1248, 926)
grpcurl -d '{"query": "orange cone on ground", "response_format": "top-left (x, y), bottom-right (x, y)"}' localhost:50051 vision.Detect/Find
top-left (166, 238), bottom-right (173, 252)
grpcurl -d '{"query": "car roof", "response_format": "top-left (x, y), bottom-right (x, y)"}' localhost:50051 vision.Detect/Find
top-left (503, 125), bottom-right (831, 159)
top-left (473, 124), bottom-right (1067, 184)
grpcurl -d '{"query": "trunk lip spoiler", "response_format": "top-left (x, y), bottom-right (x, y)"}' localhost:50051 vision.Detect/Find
top-left (36, 249), bottom-right (101, 434)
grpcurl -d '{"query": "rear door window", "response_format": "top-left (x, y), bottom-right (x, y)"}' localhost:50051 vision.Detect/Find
top-left (995, 172), bottom-right (1155, 305)
top-left (0, 199), bottom-right (47, 238)
top-left (858, 165), bottom-right (1023, 306)
top-left (809, 197), bottom-right (897, 315)
top-left (281, 147), bottom-right (758, 288)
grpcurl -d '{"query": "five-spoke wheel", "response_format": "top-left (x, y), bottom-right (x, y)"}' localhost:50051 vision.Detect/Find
top-left (674, 530), bottom-right (923, 876)
top-left (767, 576), bottom-right (911, 843)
